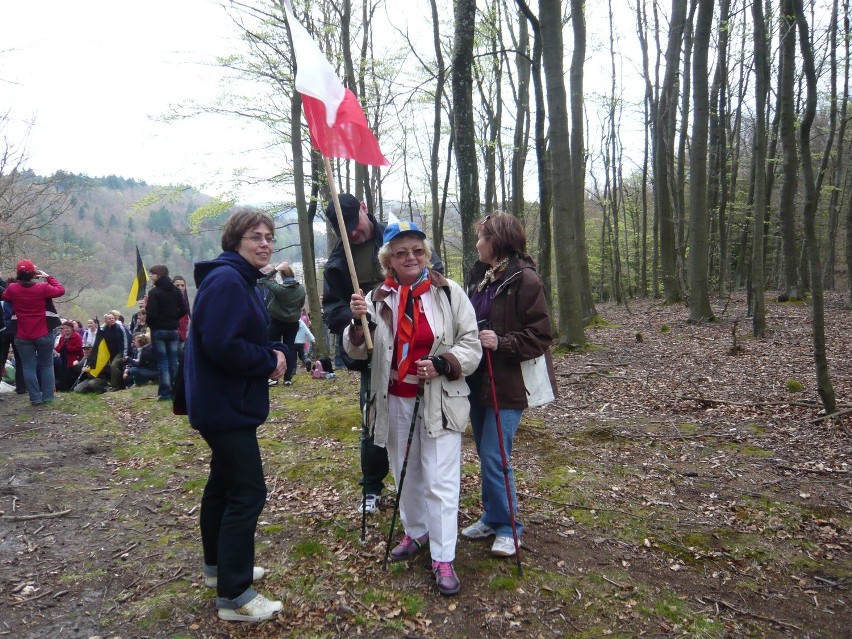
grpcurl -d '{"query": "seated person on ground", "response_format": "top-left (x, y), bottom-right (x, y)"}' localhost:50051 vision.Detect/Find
top-left (73, 348), bottom-right (111, 394)
top-left (124, 334), bottom-right (158, 387)
top-left (54, 321), bottom-right (84, 391)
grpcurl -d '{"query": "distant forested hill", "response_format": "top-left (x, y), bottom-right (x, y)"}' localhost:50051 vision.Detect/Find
top-left (14, 173), bottom-right (311, 324)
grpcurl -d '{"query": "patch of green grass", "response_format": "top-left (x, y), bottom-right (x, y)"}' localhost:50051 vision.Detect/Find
top-left (677, 422), bottom-right (699, 435)
top-left (262, 524), bottom-right (285, 535)
top-left (660, 324), bottom-right (671, 333)
top-left (587, 315), bottom-right (620, 329)
top-left (785, 378), bottom-right (804, 392)
top-left (575, 424), bottom-right (615, 441)
top-left (723, 442), bottom-right (774, 458)
top-left (291, 539), bottom-right (327, 559)
top-left (361, 587), bottom-right (389, 605)
top-left (489, 573), bottom-right (518, 591)
top-left (60, 567), bottom-right (109, 583)
top-left (182, 477), bottom-right (206, 492)
top-left (637, 592), bottom-right (725, 638)
top-left (401, 593), bottom-right (425, 615)
top-left (273, 395), bottom-right (361, 439)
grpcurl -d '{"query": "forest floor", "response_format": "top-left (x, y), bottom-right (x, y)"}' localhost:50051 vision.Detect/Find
top-left (0, 292), bottom-right (849, 639)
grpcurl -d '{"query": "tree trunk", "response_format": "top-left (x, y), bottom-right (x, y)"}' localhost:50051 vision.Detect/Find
top-left (654, 0), bottom-right (688, 303)
top-left (517, 0), bottom-right (554, 313)
top-left (606, 0), bottom-right (623, 305)
top-left (452, 0), bottom-right (480, 274)
top-left (290, 94), bottom-right (321, 335)
top-left (750, 0), bottom-right (769, 337)
top-left (687, 0), bottom-right (715, 323)
top-left (511, 11), bottom-right (531, 219)
top-left (540, 0), bottom-right (585, 348)
top-left (428, 0), bottom-right (446, 262)
top-left (821, 0), bottom-right (844, 290)
top-left (794, 0), bottom-right (837, 415)
top-left (707, 0), bottom-right (730, 298)
top-left (675, 0), bottom-right (697, 283)
top-left (570, 0), bottom-right (596, 321)
top-left (778, 0), bottom-right (801, 301)
top-left (635, 0), bottom-right (656, 298)
top-left (847, 172), bottom-right (852, 308)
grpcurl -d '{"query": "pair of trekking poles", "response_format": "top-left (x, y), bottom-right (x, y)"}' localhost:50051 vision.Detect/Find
top-left (362, 324), bottom-right (523, 578)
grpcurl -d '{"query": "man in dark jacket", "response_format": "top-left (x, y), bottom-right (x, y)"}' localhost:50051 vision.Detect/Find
top-left (146, 264), bottom-right (189, 401)
top-left (322, 194), bottom-right (390, 515)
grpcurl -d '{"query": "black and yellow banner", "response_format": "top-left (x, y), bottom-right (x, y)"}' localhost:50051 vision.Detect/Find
top-left (126, 245), bottom-right (148, 306)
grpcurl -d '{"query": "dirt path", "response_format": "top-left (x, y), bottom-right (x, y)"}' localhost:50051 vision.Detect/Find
top-left (1, 294), bottom-right (849, 638)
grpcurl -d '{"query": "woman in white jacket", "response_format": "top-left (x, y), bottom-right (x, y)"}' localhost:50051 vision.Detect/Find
top-left (346, 221), bottom-right (481, 596)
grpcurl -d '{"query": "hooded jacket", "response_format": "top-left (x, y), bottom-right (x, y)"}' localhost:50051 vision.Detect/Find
top-left (184, 251), bottom-right (287, 432)
top-left (146, 275), bottom-right (188, 331)
top-left (464, 254), bottom-right (557, 409)
top-left (260, 275), bottom-right (305, 323)
top-left (343, 270), bottom-right (482, 445)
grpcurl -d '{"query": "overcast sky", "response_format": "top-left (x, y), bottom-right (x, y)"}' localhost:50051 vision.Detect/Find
top-left (1, 1), bottom-right (657, 207)
top-left (0, 0), bottom-right (284, 203)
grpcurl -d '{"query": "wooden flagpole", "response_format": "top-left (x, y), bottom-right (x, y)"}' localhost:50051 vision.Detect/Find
top-left (323, 156), bottom-right (373, 351)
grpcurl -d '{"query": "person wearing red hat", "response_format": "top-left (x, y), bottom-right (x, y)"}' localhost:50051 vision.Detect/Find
top-left (1, 260), bottom-right (66, 405)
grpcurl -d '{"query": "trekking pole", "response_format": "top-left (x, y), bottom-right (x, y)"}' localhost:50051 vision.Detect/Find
top-left (383, 379), bottom-right (424, 570)
top-left (483, 347), bottom-right (523, 578)
top-left (360, 353), bottom-right (372, 544)
top-left (69, 369), bottom-right (86, 392)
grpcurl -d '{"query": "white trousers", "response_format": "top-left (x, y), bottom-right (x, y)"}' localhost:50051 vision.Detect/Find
top-left (387, 393), bottom-right (461, 562)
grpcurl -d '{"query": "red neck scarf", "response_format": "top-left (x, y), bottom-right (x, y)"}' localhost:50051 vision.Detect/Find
top-left (385, 269), bottom-right (431, 374)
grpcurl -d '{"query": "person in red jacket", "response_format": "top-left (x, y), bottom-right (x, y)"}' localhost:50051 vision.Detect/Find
top-left (1, 260), bottom-right (66, 405)
top-left (54, 321), bottom-right (83, 391)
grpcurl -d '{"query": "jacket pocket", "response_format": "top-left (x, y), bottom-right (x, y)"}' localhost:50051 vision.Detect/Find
top-left (440, 378), bottom-right (470, 432)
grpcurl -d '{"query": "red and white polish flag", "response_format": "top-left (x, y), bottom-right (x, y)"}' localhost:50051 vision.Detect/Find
top-left (282, 0), bottom-right (390, 167)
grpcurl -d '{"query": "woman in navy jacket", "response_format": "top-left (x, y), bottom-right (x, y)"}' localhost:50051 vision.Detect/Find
top-left (184, 208), bottom-right (288, 622)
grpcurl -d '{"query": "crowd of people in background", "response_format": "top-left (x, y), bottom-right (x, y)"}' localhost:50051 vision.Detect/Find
top-left (0, 261), bottom-right (320, 404)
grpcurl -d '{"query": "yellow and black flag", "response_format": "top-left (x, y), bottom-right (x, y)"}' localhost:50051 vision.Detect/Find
top-left (126, 245), bottom-right (148, 306)
top-left (89, 322), bottom-right (112, 378)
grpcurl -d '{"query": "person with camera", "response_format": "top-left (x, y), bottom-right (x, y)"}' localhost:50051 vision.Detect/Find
top-left (1, 260), bottom-right (65, 405)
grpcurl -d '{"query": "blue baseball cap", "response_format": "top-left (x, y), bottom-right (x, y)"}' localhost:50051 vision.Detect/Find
top-left (383, 220), bottom-right (426, 244)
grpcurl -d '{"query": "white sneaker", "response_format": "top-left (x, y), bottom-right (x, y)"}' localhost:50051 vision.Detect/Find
top-left (204, 566), bottom-right (265, 588)
top-left (357, 494), bottom-right (380, 514)
top-left (491, 535), bottom-right (520, 557)
top-left (461, 520), bottom-right (495, 539)
top-left (268, 379), bottom-right (279, 386)
top-left (218, 593), bottom-right (282, 622)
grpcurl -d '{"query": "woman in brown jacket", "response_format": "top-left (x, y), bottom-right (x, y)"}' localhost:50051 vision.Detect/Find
top-left (462, 214), bottom-right (557, 557)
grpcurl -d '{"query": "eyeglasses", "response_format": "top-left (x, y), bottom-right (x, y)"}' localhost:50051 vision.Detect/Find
top-left (392, 247), bottom-right (426, 260)
top-left (242, 234), bottom-right (275, 245)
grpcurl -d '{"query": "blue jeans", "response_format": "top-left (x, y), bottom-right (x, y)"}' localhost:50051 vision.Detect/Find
top-left (469, 402), bottom-right (524, 538)
top-left (15, 333), bottom-right (56, 404)
top-left (126, 367), bottom-right (158, 386)
top-left (151, 329), bottom-right (180, 398)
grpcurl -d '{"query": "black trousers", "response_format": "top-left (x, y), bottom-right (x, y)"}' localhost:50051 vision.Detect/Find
top-left (360, 370), bottom-right (389, 495)
top-left (200, 428), bottom-right (267, 600)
